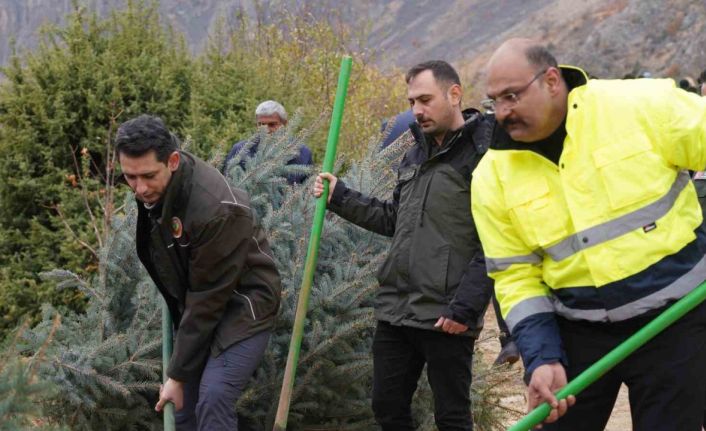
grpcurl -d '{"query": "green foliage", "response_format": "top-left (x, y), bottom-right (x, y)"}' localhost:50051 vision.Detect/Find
top-left (6, 123), bottom-right (514, 430)
top-left (0, 318), bottom-right (66, 431)
top-left (0, 2), bottom-right (516, 429)
top-left (0, 0), bottom-right (192, 335)
top-left (470, 350), bottom-right (524, 430)
top-left (0, 0), bottom-right (407, 339)
top-left (18, 202), bottom-right (162, 430)
top-left (186, 7), bottom-right (408, 161)
top-left (226, 121), bottom-right (402, 429)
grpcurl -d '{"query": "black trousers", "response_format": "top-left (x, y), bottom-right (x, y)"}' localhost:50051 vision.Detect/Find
top-left (543, 300), bottom-right (706, 431)
top-left (372, 320), bottom-right (474, 431)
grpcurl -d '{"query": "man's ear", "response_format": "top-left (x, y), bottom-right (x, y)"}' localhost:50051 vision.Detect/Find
top-left (545, 67), bottom-right (563, 95)
top-left (448, 83), bottom-right (463, 107)
top-left (167, 151), bottom-right (180, 172)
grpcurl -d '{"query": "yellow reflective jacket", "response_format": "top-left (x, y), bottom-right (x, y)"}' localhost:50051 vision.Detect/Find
top-left (471, 66), bottom-right (706, 374)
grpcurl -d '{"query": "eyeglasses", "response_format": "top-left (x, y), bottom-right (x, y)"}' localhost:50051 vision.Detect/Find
top-left (481, 69), bottom-right (547, 112)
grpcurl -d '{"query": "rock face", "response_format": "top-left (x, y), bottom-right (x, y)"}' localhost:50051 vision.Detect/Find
top-left (1, 0), bottom-right (705, 81)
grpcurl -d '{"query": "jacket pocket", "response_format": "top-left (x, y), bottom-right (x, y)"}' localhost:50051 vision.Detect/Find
top-left (410, 242), bottom-right (449, 301)
top-left (592, 139), bottom-right (663, 210)
top-left (233, 289), bottom-right (257, 320)
top-left (396, 166), bottom-right (417, 205)
top-left (407, 242), bottom-right (450, 320)
top-left (507, 177), bottom-right (569, 248)
top-left (236, 271), bottom-right (281, 320)
top-left (376, 254), bottom-right (397, 288)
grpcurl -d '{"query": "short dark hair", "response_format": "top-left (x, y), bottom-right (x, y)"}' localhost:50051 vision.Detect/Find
top-left (115, 114), bottom-right (177, 163)
top-left (524, 45), bottom-right (559, 71)
top-left (405, 60), bottom-right (461, 88)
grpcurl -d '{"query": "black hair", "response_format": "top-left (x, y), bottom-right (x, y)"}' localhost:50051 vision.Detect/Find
top-left (115, 114), bottom-right (177, 163)
top-left (405, 60), bottom-right (461, 88)
top-left (524, 45), bottom-right (559, 71)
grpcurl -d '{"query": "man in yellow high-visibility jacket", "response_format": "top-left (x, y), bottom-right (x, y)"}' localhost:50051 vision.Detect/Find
top-left (472, 38), bottom-right (706, 430)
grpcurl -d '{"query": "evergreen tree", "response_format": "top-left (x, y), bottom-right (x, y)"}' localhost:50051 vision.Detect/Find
top-left (7, 120), bottom-right (518, 430)
top-left (225, 120), bottom-right (403, 429)
top-left (20, 200), bottom-right (162, 430)
top-left (0, 0), bottom-right (405, 339)
top-left (0, 318), bottom-right (66, 431)
top-left (0, 0), bottom-right (192, 335)
top-left (186, 8), bottom-right (407, 162)
top-left (0, 3), bottom-right (520, 429)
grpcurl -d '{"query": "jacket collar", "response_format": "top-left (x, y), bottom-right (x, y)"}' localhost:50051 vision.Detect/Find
top-left (560, 64), bottom-right (588, 90)
top-left (154, 150), bottom-right (193, 225)
top-left (410, 108), bottom-right (481, 157)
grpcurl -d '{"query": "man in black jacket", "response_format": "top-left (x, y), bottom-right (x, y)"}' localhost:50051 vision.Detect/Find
top-left (116, 115), bottom-right (281, 430)
top-left (314, 61), bottom-right (492, 431)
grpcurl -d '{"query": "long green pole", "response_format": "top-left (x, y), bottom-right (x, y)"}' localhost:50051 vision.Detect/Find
top-left (273, 55), bottom-right (353, 431)
top-left (509, 280), bottom-right (706, 431)
top-left (162, 299), bottom-right (175, 431)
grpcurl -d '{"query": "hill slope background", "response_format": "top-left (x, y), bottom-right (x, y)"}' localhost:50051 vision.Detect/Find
top-left (2, 0), bottom-right (705, 88)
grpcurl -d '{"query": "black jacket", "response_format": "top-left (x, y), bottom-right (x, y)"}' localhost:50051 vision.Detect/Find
top-left (135, 151), bottom-right (281, 381)
top-left (328, 110), bottom-right (493, 336)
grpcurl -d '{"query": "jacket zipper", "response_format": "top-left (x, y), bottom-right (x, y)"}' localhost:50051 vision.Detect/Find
top-left (418, 173), bottom-right (434, 227)
top-left (414, 129), bottom-right (462, 227)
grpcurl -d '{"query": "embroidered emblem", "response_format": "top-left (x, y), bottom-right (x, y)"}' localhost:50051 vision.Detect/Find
top-left (171, 217), bottom-right (183, 238)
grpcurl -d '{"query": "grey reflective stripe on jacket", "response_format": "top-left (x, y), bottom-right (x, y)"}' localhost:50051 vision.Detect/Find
top-left (504, 253), bottom-right (706, 331)
top-left (505, 296), bottom-right (554, 332)
top-left (486, 252), bottom-right (543, 272)
top-left (545, 171), bottom-right (690, 261)
top-left (552, 253), bottom-right (706, 324)
top-left (487, 170), bottom-right (691, 273)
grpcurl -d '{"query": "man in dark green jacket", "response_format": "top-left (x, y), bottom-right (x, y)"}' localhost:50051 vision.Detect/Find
top-left (314, 61), bottom-right (492, 431)
top-left (116, 115), bottom-right (281, 430)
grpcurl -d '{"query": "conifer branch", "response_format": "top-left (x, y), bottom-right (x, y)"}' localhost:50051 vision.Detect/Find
top-left (50, 204), bottom-right (99, 260)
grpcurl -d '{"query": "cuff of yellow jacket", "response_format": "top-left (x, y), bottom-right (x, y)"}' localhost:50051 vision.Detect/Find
top-left (512, 312), bottom-right (567, 385)
top-left (521, 345), bottom-right (567, 385)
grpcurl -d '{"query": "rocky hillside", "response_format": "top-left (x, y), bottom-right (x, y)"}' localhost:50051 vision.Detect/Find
top-left (1, 0), bottom-right (705, 88)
